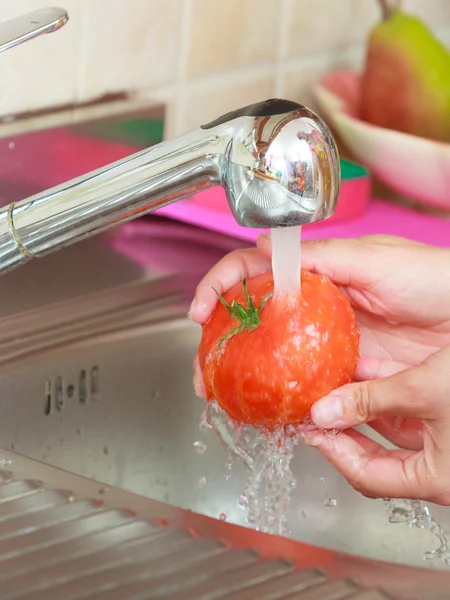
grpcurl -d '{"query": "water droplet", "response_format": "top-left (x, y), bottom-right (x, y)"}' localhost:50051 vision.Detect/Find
top-left (323, 428), bottom-right (340, 439)
top-left (224, 455), bottom-right (233, 479)
top-left (193, 441), bottom-right (207, 454)
top-left (301, 509), bottom-right (308, 518)
top-left (237, 494), bottom-right (248, 511)
top-left (198, 410), bottom-right (212, 433)
top-left (103, 446), bottom-right (109, 455)
top-left (319, 477), bottom-right (325, 483)
top-left (98, 487), bottom-right (109, 495)
top-left (219, 512), bottom-right (227, 521)
top-left (76, 428), bottom-right (83, 436)
top-left (0, 459), bottom-right (12, 468)
top-left (323, 497), bottom-right (337, 508)
top-left (196, 476), bottom-right (206, 489)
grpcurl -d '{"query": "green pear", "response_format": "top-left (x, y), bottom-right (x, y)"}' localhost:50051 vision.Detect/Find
top-left (360, 0), bottom-right (450, 142)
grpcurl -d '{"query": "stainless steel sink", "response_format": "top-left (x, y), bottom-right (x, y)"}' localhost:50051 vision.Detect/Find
top-left (0, 215), bottom-right (449, 584)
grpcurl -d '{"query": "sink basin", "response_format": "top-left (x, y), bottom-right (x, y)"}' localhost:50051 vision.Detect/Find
top-left (0, 216), bottom-right (449, 574)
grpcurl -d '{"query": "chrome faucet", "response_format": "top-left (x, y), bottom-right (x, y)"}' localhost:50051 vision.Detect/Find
top-left (0, 8), bottom-right (340, 274)
top-left (0, 7), bottom-right (68, 53)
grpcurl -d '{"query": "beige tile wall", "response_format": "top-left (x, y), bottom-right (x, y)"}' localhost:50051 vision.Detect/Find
top-left (0, 0), bottom-right (449, 138)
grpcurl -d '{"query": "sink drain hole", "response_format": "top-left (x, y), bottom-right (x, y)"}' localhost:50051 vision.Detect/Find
top-left (79, 370), bottom-right (87, 404)
top-left (44, 380), bottom-right (51, 415)
top-left (55, 376), bottom-right (63, 411)
top-left (91, 366), bottom-right (100, 400)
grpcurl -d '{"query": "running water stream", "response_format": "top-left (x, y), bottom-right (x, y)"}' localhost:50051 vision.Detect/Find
top-left (271, 226), bottom-right (302, 294)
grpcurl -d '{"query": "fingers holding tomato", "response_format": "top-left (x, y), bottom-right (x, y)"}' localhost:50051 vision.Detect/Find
top-left (189, 248), bottom-right (271, 325)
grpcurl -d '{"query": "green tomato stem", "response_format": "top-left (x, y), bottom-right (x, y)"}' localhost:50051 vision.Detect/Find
top-left (213, 278), bottom-right (273, 362)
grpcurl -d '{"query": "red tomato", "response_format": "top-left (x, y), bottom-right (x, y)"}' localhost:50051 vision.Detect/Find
top-left (198, 270), bottom-right (360, 429)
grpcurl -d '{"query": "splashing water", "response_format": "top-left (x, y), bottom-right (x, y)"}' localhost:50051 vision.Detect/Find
top-left (199, 226), bottom-right (332, 536)
top-left (202, 399), bottom-right (450, 564)
top-left (198, 410), bottom-right (212, 433)
top-left (206, 399), bottom-right (314, 536)
top-left (271, 226), bottom-right (302, 295)
top-left (384, 499), bottom-right (450, 564)
top-left (323, 497), bottom-right (338, 508)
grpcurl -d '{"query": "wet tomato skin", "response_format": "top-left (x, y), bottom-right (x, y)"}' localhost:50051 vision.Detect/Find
top-left (198, 270), bottom-right (360, 429)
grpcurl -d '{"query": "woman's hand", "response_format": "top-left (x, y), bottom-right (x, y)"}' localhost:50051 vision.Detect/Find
top-left (306, 346), bottom-right (450, 504)
top-left (189, 234), bottom-right (450, 503)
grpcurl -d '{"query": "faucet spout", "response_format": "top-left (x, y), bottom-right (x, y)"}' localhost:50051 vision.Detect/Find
top-left (0, 99), bottom-right (340, 274)
top-left (0, 7), bottom-right (69, 54)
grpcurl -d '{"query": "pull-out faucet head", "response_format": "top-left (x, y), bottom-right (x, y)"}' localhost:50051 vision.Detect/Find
top-left (205, 99), bottom-right (340, 228)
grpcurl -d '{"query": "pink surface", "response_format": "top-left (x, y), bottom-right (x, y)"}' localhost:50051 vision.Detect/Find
top-left (154, 192), bottom-right (450, 247)
top-left (114, 195), bottom-right (450, 273)
top-left (0, 129), bottom-right (135, 191)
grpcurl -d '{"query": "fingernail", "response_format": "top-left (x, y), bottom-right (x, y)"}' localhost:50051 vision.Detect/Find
top-left (193, 363), bottom-right (206, 398)
top-left (193, 378), bottom-right (202, 397)
top-left (393, 416), bottom-right (405, 431)
top-left (188, 298), bottom-right (197, 320)
top-left (312, 395), bottom-right (344, 428)
top-left (193, 372), bottom-right (204, 397)
top-left (256, 233), bottom-right (270, 244)
top-left (303, 433), bottom-right (324, 448)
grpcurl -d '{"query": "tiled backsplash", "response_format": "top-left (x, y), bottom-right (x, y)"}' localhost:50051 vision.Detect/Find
top-left (1, 0), bottom-right (449, 138)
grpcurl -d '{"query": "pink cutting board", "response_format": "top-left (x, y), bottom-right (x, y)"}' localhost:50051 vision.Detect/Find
top-left (154, 189), bottom-right (450, 248)
top-left (113, 193), bottom-right (450, 277)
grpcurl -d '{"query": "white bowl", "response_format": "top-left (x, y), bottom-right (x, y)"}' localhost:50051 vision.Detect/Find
top-left (314, 71), bottom-right (450, 211)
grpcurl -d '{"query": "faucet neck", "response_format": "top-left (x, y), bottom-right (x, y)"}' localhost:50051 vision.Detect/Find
top-left (0, 8), bottom-right (68, 54)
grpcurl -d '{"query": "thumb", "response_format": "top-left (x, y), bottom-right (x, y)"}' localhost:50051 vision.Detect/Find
top-left (311, 349), bottom-right (450, 430)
